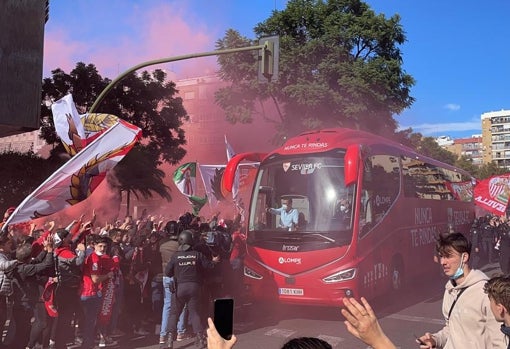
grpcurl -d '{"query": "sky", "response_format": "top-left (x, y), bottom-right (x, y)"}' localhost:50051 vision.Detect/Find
top-left (44, 0), bottom-right (510, 139)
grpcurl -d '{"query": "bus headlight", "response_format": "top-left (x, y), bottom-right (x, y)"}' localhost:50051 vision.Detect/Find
top-left (322, 268), bottom-right (356, 284)
top-left (244, 266), bottom-right (263, 280)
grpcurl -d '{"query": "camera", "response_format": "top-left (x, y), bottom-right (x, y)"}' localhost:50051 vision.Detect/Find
top-left (205, 231), bottom-right (220, 246)
top-left (203, 227), bottom-right (232, 258)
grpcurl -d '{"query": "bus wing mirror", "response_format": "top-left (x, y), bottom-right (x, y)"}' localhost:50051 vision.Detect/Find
top-left (344, 145), bottom-right (360, 186)
top-left (221, 152), bottom-right (267, 193)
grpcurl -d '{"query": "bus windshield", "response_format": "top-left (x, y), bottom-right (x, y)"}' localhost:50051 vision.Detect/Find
top-left (248, 153), bottom-right (354, 246)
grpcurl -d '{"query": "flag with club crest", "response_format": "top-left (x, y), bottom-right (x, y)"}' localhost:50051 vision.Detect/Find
top-left (4, 100), bottom-right (141, 227)
top-left (474, 174), bottom-right (510, 215)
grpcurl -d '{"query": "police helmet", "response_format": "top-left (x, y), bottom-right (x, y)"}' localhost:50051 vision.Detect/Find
top-left (178, 230), bottom-right (194, 248)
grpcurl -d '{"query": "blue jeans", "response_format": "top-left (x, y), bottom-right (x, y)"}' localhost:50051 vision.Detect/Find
top-left (160, 276), bottom-right (187, 338)
top-left (80, 295), bottom-right (102, 349)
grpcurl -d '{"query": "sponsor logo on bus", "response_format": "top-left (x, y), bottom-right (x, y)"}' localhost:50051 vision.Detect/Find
top-left (278, 257), bottom-right (302, 264)
top-left (363, 262), bottom-right (388, 288)
top-left (282, 244), bottom-right (299, 252)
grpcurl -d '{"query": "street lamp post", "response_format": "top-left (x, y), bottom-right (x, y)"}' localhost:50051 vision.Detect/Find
top-left (89, 41), bottom-right (277, 113)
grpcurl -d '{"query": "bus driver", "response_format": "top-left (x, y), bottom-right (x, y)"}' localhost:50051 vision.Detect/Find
top-left (267, 197), bottom-right (299, 231)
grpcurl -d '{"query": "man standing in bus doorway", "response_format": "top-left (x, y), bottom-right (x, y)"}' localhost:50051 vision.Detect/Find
top-left (266, 197), bottom-right (299, 231)
top-left (417, 233), bottom-right (505, 349)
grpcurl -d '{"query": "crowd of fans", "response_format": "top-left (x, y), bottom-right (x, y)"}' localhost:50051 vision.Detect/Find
top-left (0, 209), bottom-right (246, 349)
top-left (3, 207), bottom-right (510, 349)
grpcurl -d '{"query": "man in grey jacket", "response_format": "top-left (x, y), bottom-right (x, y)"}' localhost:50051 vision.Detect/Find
top-left (417, 232), bottom-right (505, 349)
top-left (0, 232), bottom-right (16, 349)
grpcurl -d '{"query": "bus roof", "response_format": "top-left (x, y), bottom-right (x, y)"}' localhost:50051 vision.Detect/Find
top-left (267, 128), bottom-right (474, 178)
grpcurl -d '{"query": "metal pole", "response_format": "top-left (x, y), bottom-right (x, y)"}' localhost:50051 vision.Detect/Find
top-left (89, 45), bottom-right (264, 114)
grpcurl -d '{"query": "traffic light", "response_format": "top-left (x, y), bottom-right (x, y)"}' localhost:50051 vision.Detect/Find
top-left (258, 36), bottom-right (279, 83)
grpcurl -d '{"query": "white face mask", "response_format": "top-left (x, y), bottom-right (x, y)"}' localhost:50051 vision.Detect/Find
top-left (339, 205), bottom-right (346, 211)
top-left (281, 204), bottom-right (288, 210)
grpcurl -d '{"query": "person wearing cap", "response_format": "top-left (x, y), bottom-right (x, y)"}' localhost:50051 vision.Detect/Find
top-left (164, 230), bottom-right (220, 349)
top-left (52, 228), bottom-right (86, 349)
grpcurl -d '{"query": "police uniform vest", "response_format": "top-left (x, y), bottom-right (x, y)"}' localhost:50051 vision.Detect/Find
top-left (173, 250), bottom-right (202, 284)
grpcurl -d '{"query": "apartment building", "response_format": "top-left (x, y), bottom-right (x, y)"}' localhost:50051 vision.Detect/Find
top-left (445, 135), bottom-right (483, 166)
top-left (481, 110), bottom-right (510, 169)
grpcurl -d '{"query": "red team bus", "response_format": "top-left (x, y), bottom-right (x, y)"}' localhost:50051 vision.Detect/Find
top-left (222, 128), bottom-right (475, 306)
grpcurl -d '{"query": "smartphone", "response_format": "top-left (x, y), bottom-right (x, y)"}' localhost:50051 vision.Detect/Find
top-left (214, 298), bottom-right (234, 340)
top-left (414, 334), bottom-right (426, 346)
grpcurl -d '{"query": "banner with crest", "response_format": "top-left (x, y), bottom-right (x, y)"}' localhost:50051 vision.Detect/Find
top-left (4, 119), bottom-right (141, 225)
top-left (474, 174), bottom-right (510, 216)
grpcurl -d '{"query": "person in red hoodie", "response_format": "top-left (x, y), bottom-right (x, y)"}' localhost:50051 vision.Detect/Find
top-left (80, 235), bottom-right (115, 349)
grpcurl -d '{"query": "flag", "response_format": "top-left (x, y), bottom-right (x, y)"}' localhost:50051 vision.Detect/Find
top-left (474, 174), bottom-right (510, 215)
top-left (173, 163), bottom-right (208, 215)
top-left (187, 195), bottom-right (208, 216)
top-left (4, 120), bottom-right (142, 226)
top-left (444, 181), bottom-right (474, 202)
top-left (225, 135), bottom-right (236, 162)
top-left (173, 162), bottom-right (197, 197)
top-left (198, 164), bottom-right (228, 206)
top-left (225, 135), bottom-right (240, 202)
top-left (52, 94), bottom-right (86, 154)
top-left (52, 94), bottom-right (120, 156)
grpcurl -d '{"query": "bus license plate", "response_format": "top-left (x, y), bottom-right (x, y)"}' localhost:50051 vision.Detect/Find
top-left (279, 288), bottom-right (304, 296)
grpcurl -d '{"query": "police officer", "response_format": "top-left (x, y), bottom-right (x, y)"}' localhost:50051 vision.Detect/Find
top-left (470, 218), bottom-right (482, 269)
top-left (497, 215), bottom-right (510, 274)
top-left (164, 230), bottom-right (219, 349)
top-left (481, 215), bottom-right (497, 264)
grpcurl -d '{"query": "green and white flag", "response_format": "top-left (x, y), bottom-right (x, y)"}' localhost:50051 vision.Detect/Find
top-left (173, 162), bottom-right (197, 197)
top-left (173, 162), bottom-right (208, 215)
top-left (188, 195), bottom-right (208, 216)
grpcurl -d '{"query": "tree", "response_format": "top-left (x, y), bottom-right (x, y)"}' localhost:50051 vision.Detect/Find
top-left (454, 155), bottom-right (479, 177)
top-left (0, 150), bottom-right (63, 214)
top-left (477, 162), bottom-right (507, 179)
top-left (215, 0), bottom-right (415, 143)
top-left (40, 62), bottom-right (188, 202)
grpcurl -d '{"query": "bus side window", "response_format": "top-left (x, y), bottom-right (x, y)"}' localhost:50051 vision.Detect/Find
top-left (360, 155), bottom-right (400, 237)
top-left (359, 190), bottom-right (373, 238)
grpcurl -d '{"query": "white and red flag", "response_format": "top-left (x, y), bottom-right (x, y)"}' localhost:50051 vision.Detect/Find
top-left (474, 174), bottom-right (510, 216)
top-left (4, 95), bottom-right (142, 226)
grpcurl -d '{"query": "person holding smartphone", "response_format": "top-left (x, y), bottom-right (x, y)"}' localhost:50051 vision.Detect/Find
top-left (205, 296), bottom-right (397, 349)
